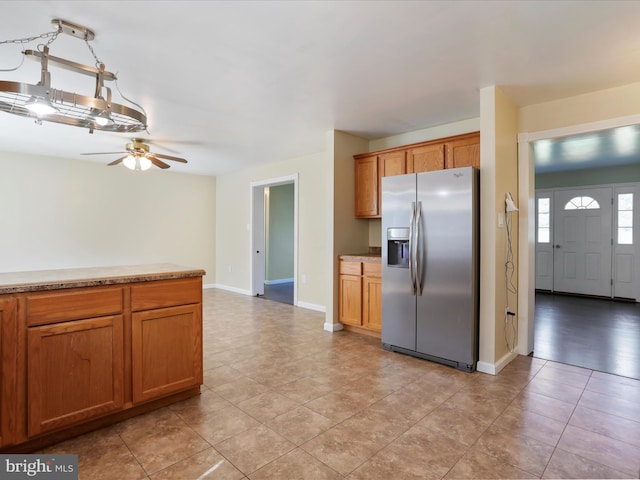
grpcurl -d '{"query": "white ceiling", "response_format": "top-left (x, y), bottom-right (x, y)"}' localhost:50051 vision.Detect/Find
top-left (1, 0), bottom-right (640, 176)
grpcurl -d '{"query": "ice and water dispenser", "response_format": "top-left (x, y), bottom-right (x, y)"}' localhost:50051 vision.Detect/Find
top-left (387, 228), bottom-right (409, 268)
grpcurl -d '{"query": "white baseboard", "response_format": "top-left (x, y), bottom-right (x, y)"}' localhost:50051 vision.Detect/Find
top-left (324, 322), bottom-right (344, 332)
top-left (296, 301), bottom-right (326, 312)
top-left (477, 350), bottom-right (520, 375)
top-left (264, 278), bottom-right (294, 285)
top-left (210, 284), bottom-right (252, 296)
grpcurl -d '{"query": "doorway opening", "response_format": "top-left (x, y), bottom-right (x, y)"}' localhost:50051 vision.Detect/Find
top-left (250, 174), bottom-right (298, 306)
top-left (519, 115), bottom-right (640, 378)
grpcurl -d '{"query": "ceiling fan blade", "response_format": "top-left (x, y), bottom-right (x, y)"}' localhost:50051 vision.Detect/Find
top-left (147, 155), bottom-right (171, 169)
top-left (81, 151), bottom-right (127, 155)
top-left (152, 153), bottom-right (188, 163)
top-left (107, 155), bottom-right (128, 166)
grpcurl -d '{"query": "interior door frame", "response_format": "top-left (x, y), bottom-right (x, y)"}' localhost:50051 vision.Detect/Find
top-left (250, 174), bottom-right (299, 305)
top-left (517, 113), bottom-right (640, 356)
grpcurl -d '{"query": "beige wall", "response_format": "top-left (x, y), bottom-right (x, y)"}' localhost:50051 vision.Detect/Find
top-left (0, 151), bottom-right (216, 284)
top-left (478, 86), bottom-right (519, 371)
top-left (331, 131), bottom-right (371, 325)
top-left (369, 118), bottom-right (481, 151)
top-left (519, 82), bottom-right (640, 132)
top-left (215, 147), bottom-right (331, 310)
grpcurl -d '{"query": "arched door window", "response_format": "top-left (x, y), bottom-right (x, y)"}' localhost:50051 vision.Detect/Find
top-left (564, 196), bottom-right (600, 210)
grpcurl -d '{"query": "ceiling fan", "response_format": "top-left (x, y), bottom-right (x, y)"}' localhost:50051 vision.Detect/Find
top-left (81, 138), bottom-right (188, 170)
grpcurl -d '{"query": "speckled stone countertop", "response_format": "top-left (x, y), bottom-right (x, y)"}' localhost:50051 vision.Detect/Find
top-left (339, 254), bottom-right (381, 262)
top-left (0, 263), bottom-right (206, 294)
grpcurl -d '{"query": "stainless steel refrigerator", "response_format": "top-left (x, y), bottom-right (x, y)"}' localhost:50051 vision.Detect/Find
top-left (381, 166), bottom-right (479, 372)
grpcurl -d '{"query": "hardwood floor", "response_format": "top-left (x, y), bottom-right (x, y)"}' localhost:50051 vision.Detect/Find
top-left (262, 281), bottom-right (294, 305)
top-left (534, 292), bottom-right (640, 380)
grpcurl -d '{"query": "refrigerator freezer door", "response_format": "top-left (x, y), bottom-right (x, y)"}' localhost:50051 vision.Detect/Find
top-left (381, 174), bottom-right (417, 351)
top-left (416, 167), bottom-right (478, 368)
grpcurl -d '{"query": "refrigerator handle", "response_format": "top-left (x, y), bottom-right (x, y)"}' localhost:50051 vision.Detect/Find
top-left (415, 201), bottom-right (423, 295)
top-left (409, 201), bottom-right (417, 295)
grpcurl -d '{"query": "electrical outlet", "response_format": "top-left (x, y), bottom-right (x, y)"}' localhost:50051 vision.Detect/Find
top-left (227, 265), bottom-right (232, 273)
top-left (498, 213), bottom-right (504, 228)
top-left (301, 274), bottom-right (307, 284)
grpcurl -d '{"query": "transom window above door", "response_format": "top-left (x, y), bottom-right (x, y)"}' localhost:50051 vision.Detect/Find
top-left (564, 196), bottom-right (600, 210)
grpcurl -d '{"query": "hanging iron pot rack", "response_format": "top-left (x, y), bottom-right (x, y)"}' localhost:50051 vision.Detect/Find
top-left (0, 18), bottom-right (147, 133)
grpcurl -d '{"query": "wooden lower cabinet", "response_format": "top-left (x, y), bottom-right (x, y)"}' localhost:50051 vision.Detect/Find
top-left (0, 297), bottom-right (18, 447)
top-left (0, 271), bottom-right (203, 451)
top-left (27, 315), bottom-right (124, 437)
top-left (132, 304), bottom-right (202, 403)
top-left (339, 259), bottom-right (381, 335)
top-left (339, 273), bottom-right (362, 327)
top-left (362, 263), bottom-right (382, 331)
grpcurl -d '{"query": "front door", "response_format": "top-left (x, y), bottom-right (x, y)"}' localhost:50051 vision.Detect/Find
top-left (553, 187), bottom-right (613, 297)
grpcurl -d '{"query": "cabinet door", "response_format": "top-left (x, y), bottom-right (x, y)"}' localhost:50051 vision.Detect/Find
top-left (362, 263), bottom-right (382, 331)
top-left (132, 304), bottom-right (202, 404)
top-left (27, 315), bottom-right (124, 437)
top-left (407, 143), bottom-right (445, 173)
top-left (363, 276), bottom-right (382, 332)
top-left (446, 134), bottom-right (480, 169)
top-left (1, 297), bottom-right (18, 446)
top-left (355, 155), bottom-right (379, 218)
top-left (379, 151), bottom-right (407, 177)
top-left (339, 274), bottom-right (362, 326)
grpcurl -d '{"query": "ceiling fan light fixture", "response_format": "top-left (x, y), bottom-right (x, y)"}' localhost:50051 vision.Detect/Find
top-left (123, 154), bottom-right (152, 171)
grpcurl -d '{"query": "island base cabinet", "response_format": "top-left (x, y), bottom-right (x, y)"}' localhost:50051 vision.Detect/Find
top-left (27, 315), bottom-right (124, 437)
top-left (1, 297), bottom-right (18, 447)
top-left (132, 304), bottom-right (202, 404)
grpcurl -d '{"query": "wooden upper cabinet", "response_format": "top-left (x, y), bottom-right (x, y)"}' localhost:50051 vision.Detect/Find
top-left (379, 150), bottom-right (406, 177)
top-left (354, 155), bottom-right (379, 218)
top-left (407, 143), bottom-right (445, 173)
top-left (353, 132), bottom-right (479, 218)
top-left (445, 133), bottom-right (480, 169)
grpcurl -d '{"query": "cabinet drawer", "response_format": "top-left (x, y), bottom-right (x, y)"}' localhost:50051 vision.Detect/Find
top-left (363, 262), bottom-right (381, 277)
top-left (26, 287), bottom-right (124, 326)
top-left (131, 277), bottom-right (202, 311)
top-left (340, 261), bottom-right (362, 275)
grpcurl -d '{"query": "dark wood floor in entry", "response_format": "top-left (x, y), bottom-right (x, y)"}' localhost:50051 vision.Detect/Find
top-left (262, 281), bottom-right (294, 305)
top-left (534, 292), bottom-right (640, 380)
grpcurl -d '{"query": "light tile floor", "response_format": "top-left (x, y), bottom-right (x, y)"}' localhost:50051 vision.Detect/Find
top-left (42, 289), bottom-right (640, 479)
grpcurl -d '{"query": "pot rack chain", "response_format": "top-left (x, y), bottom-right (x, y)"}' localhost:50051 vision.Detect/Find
top-left (0, 28), bottom-right (61, 71)
top-left (0, 25), bottom-right (105, 71)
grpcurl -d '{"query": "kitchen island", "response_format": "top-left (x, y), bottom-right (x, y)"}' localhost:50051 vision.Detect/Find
top-left (0, 264), bottom-right (205, 452)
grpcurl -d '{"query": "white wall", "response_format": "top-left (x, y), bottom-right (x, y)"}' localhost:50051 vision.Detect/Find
top-left (0, 151), bottom-right (216, 284)
top-left (215, 147), bottom-right (331, 310)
